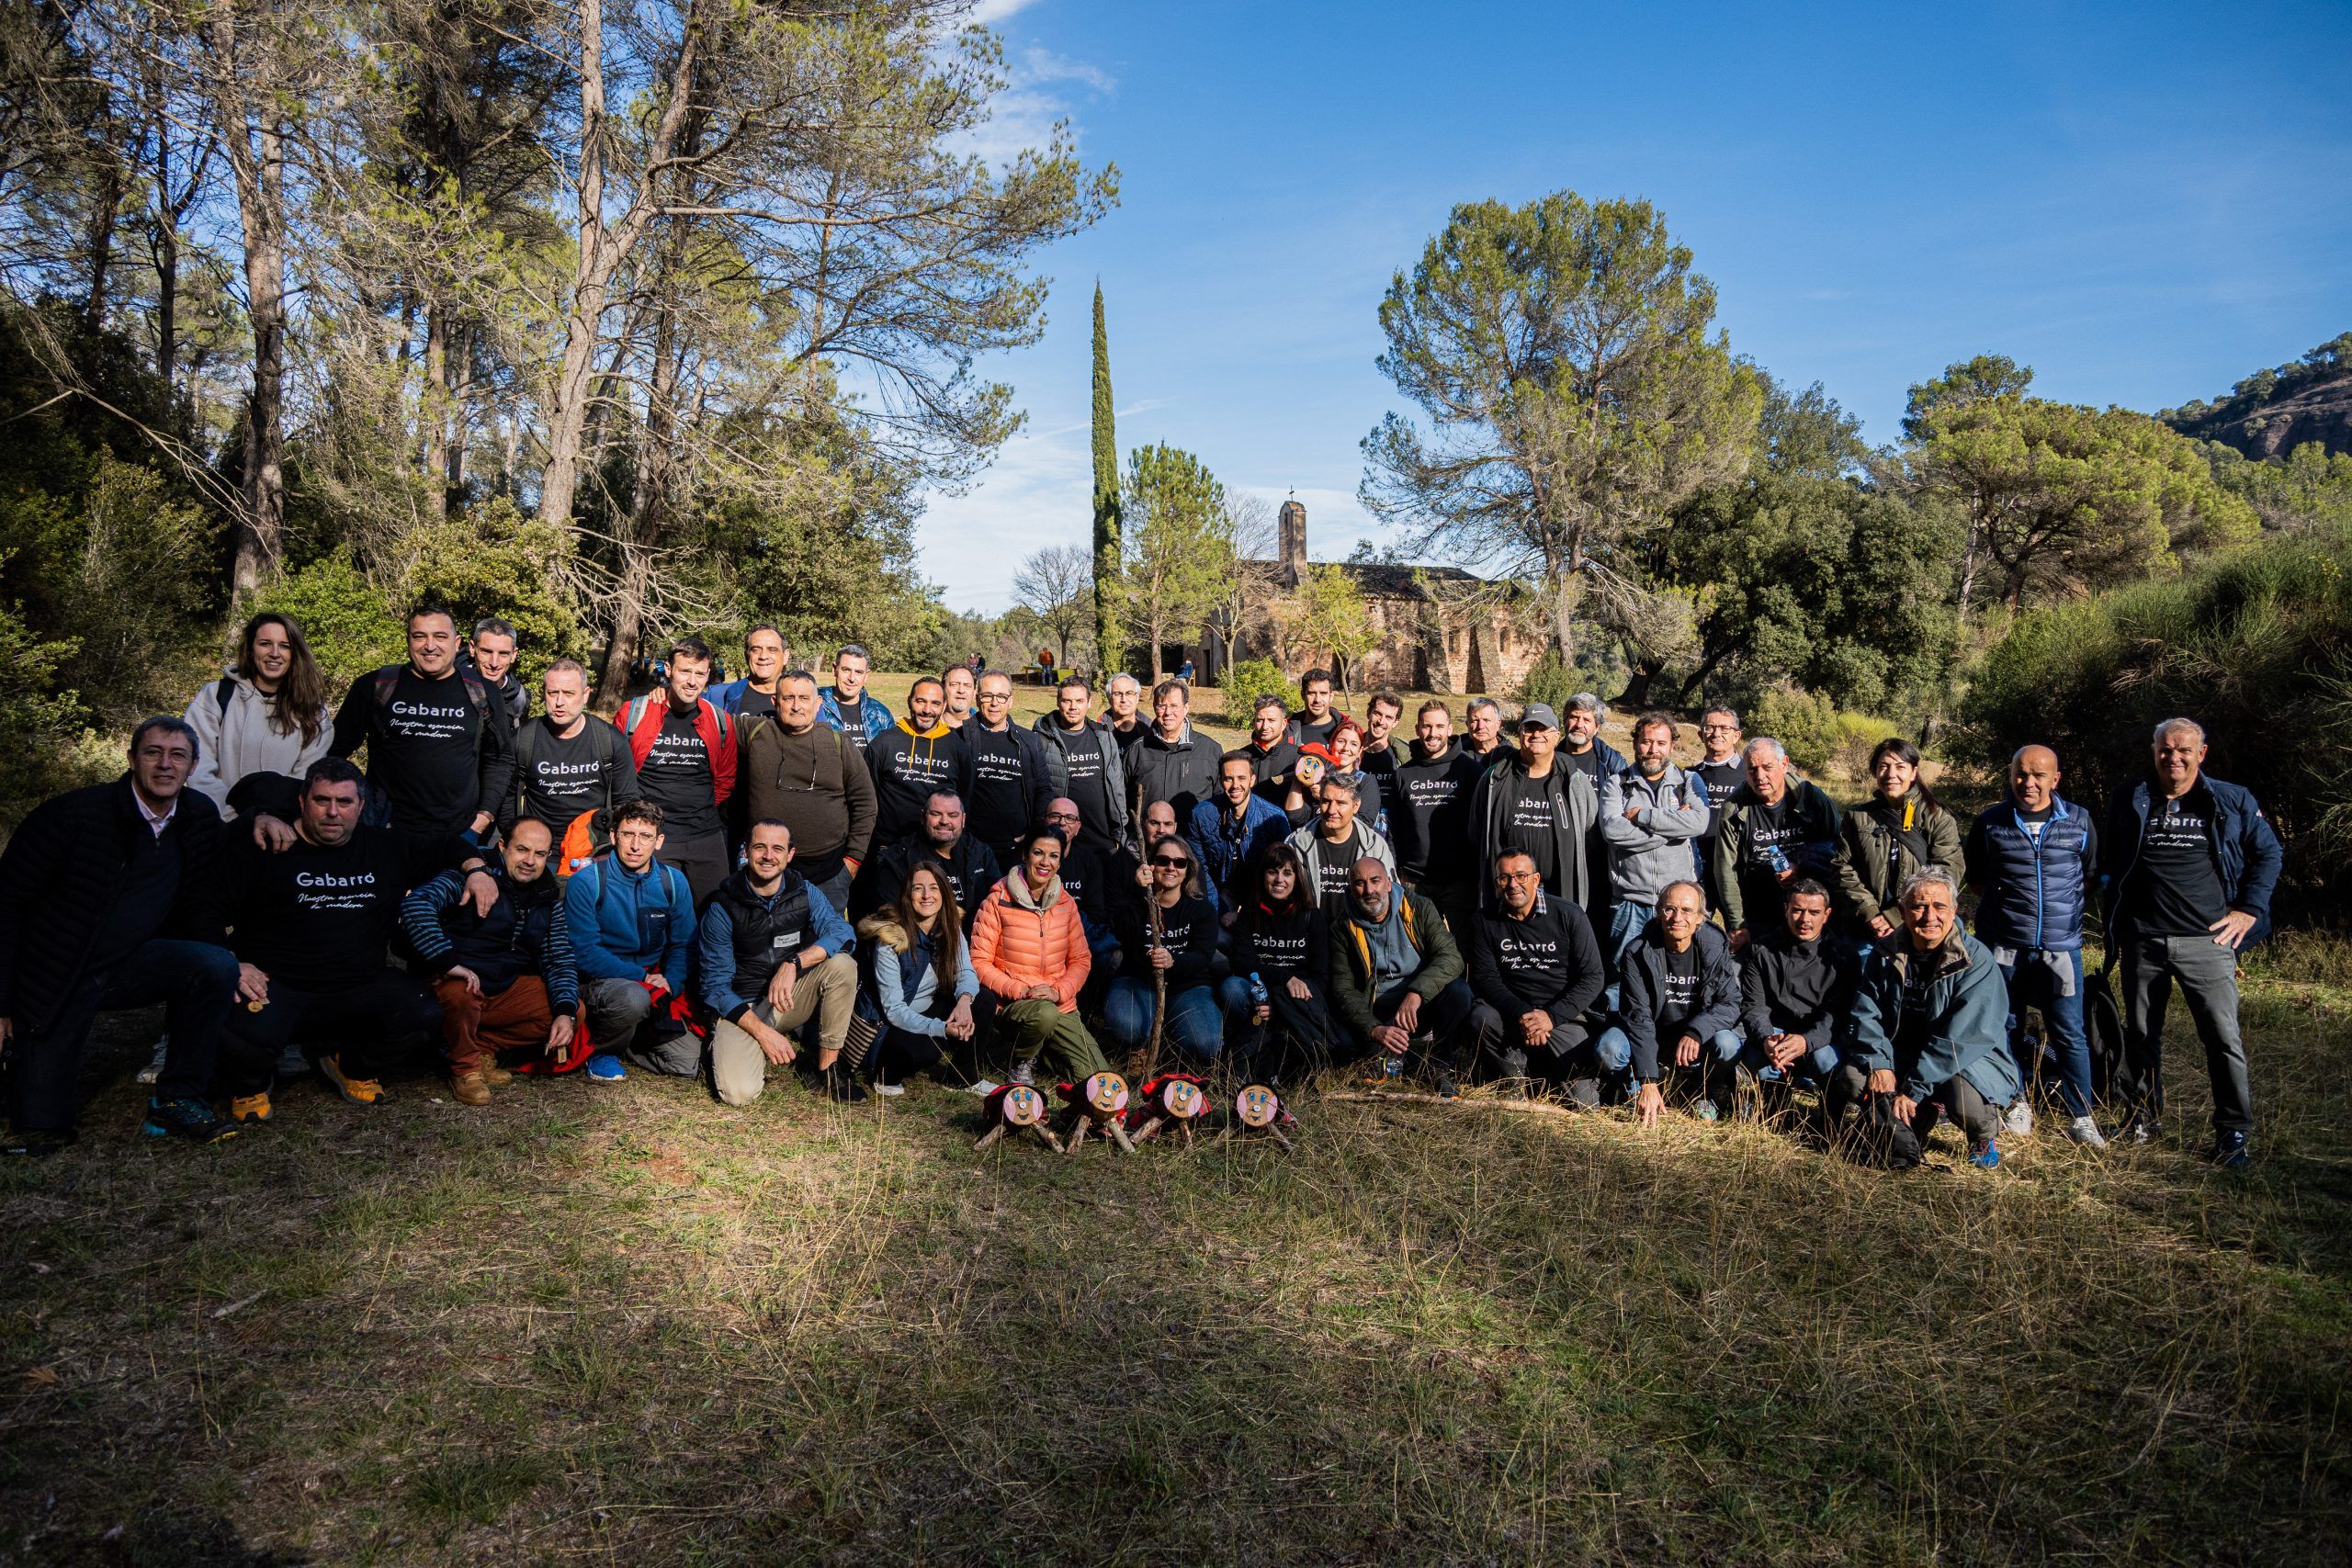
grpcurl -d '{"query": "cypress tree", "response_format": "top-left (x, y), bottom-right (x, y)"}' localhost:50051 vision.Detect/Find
top-left (1091, 281), bottom-right (1122, 671)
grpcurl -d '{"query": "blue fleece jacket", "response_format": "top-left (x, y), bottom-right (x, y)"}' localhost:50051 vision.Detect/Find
top-left (561, 855), bottom-right (696, 994)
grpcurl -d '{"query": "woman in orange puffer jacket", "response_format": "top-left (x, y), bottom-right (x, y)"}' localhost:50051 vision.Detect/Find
top-left (970, 829), bottom-right (1112, 1087)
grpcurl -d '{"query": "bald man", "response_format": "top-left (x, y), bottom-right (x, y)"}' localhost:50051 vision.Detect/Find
top-left (1963, 744), bottom-right (2104, 1146)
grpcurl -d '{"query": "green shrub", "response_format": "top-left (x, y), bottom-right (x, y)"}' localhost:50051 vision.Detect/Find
top-left (1749, 685), bottom-right (1899, 781)
top-left (256, 550), bottom-right (403, 689)
top-left (0, 581), bottom-right (94, 833)
top-left (1218, 657), bottom-right (1291, 709)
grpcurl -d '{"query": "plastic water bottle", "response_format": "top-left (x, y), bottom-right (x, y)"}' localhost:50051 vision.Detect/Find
top-left (1384, 1052), bottom-right (1403, 1081)
top-left (1248, 972), bottom-right (1269, 1009)
top-left (1765, 843), bottom-right (1792, 877)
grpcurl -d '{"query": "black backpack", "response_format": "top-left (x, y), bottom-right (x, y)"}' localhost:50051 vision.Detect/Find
top-left (2085, 958), bottom-right (2126, 1103)
top-left (1844, 1090), bottom-right (1923, 1170)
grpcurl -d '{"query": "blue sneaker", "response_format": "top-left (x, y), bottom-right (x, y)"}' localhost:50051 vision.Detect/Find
top-left (141, 1096), bottom-right (237, 1144)
top-left (585, 1053), bottom-right (627, 1084)
top-left (1969, 1139), bottom-right (2002, 1169)
top-left (2211, 1131), bottom-right (2251, 1169)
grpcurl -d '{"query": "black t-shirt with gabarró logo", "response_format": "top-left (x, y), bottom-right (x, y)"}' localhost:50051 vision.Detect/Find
top-left (2129, 784), bottom-right (2229, 937)
top-left (223, 826), bottom-right (465, 991)
top-left (638, 706), bottom-right (721, 839)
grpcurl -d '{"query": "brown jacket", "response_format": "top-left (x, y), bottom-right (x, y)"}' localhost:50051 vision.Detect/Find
top-left (738, 716), bottom-right (876, 872)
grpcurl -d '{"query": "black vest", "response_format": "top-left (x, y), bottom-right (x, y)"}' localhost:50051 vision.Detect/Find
top-left (711, 870), bottom-right (818, 998)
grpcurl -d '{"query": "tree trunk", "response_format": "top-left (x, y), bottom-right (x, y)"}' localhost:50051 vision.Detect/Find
top-left (594, 547), bottom-right (650, 711)
top-left (422, 305), bottom-right (449, 524)
top-left (1549, 547), bottom-right (1578, 665)
top-left (229, 115), bottom-right (288, 604)
top-left (84, 146), bottom-right (120, 336)
top-left (445, 322), bottom-right (468, 500)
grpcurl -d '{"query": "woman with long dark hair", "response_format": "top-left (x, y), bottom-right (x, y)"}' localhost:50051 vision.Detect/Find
top-left (854, 861), bottom-right (980, 1092)
top-left (1102, 833), bottom-right (1223, 1070)
top-left (1835, 737), bottom-right (1963, 945)
top-left (1217, 841), bottom-right (1335, 1087)
top-left (183, 612), bottom-right (333, 817)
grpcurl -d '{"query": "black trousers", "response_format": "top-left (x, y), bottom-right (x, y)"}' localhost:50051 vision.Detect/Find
top-left (1825, 1063), bottom-right (2000, 1148)
top-left (218, 970), bottom-right (443, 1096)
top-left (5, 939), bottom-right (241, 1133)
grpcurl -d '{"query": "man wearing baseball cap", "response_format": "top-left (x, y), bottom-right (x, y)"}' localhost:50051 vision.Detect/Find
top-left (1465, 703), bottom-right (1608, 924)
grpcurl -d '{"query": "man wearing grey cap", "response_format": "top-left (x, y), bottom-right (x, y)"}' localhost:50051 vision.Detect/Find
top-left (1465, 703), bottom-right (1607, 921)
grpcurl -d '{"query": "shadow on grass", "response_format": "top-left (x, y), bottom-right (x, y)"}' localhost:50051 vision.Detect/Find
top-left (3, 998), bottom-right (2349, 1565)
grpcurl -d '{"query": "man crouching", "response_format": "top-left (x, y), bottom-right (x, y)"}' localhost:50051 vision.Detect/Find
top-left (400, 816), bottom-right (580, 1104)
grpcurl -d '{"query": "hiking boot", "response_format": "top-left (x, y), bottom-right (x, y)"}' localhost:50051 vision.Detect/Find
top-left (1432, 1068), bottom-right (1461, 1100)
top-left (1565, 1077), bottom-right (1601, 1110)
top-left (823, 1066), bottom-right (868, 1103)
top-left (1496, 1046), bottom-right (1529, 1093)
top-left (1969, 1139), bottom-right (2002, 1169)
top-left (450, 1071), bottom-right (492, 1107)
top-left (274, 1044), bottom-right (310, 1080)
top-left (1009, 1058), bottom-right (1035, 1088)
top-left (480, 1064), bottom-right (514, 1088)
top-left (2210, 1130), bottom-right (2251, 1170)
top-left (2003, 1100), bottom-right (2036, 1137)
top-left (318, 1054), bottom-right (388, 1106)
top-left (135, 1036), bottom-right (169, 1086)
top-left (1693, 1098), bottom-right (1721, 1122)
top-left (229, 1093), bottom-right (273, 1125)
top-left (141, 1097), bottom-right (237, 1145)
top-left (1, 1128), bottom-right (76, 1158)
top-left (2064, 1114), bottom-right (2108, 1149)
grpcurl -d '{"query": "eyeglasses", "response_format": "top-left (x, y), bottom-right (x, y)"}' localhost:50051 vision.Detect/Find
top-left (1149, 855), bottom-right (1190, 869)
top-left (1045, 810), bottom-right (1080, 822)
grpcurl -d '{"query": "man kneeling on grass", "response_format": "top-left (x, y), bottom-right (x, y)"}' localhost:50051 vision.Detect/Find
top-left (698, 820), bottom-right (862, 1104)
top-left (563, 800), bottom-right (696, 1084)
top-left (1601, 881), bottom-right (1744, 1127)
top-left (1832, 866), bottom-right (2018, 1168)
top-left (400, 816), bottom-right (580, 1105)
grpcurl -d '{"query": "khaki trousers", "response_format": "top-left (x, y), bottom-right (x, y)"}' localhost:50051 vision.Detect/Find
top-left (708, 953), bottom-right (857, 1105)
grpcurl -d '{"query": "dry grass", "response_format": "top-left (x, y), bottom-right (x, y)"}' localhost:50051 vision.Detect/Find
top-left (4, 959), bottom-right (2349, 1565)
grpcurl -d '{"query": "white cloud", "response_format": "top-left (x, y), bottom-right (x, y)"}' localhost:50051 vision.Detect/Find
top-left (1021, 47), bottom-right (1115, 96)
top-left (915, 423), bottom-right (1096, 612)
top-left (965, 0), bottom-right (1044, 23)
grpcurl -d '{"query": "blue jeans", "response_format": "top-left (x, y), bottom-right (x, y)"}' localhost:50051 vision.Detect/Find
top-left (1997, 948), bottom-right (2093, 1119)
top-left (1103, 976), bottom-right (1226, 1066)
top-left (1742, 1033), bottom-right (1841, 1084)
top-left (1602, 900), bottom-right (1651, 1011)
top-left (1593, 1025), bottom-right (1742, 1090)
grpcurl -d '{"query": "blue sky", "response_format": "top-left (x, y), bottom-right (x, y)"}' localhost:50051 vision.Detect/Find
top-left (917, 0), bottom-right (2352, 611)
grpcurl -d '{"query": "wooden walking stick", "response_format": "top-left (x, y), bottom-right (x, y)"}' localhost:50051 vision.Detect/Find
top-left (1140, 895), bottom-right (1170, 1087)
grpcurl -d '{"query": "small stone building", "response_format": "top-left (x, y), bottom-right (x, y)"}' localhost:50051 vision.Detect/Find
top-left (1194, 499), bottom-right (1543, 696)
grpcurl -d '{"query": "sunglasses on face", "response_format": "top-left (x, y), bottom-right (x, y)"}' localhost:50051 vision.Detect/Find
top-left (1149, 855), bottom-right (1190, 869)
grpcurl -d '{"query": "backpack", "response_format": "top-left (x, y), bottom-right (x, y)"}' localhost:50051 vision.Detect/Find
top-left (514, 716), bottom-right (627, 831)
top-left (1843, 1089), bottom-right (1923, 1170)
top-left (555, 807), bottom-right (616, 879)
top-left (362, 667), bottom-right (494, 829)
top-left (2085, 958), bottom-right (2126, 1103)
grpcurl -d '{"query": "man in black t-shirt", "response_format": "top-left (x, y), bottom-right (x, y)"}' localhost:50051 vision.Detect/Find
top-left (1033, 677), bottom-right (1129, 855)
top-left (218, 758), bottom-right (495, 1117)
top-left (329, 604), bottom-right (514, 841)
top-left (504, 658), bottom-right (639, 841)
top-left (1288, 669), bottom-right (1340, 750)
top-left (1240, 694), bottom-right (1301, 805)
top-left (1465, 851), bottom-right (1608, 1096)
top-left (2102, 717), bottom-right (2283, 1165)
top-left (962, 671), bottom-right (1057, 871)
top-left (462, 616), bottom-right (530, 733)
top-left (616, 637), bottom-right (735, 905)
top-left (1690, 705), bottom-right (1745, 881)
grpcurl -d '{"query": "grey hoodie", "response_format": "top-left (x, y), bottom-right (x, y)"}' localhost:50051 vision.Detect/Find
top-left (1599, 763), bottom-right (1711, 907)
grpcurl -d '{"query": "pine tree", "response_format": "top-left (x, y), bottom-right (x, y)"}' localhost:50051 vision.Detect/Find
top-left (1091, 281), bottom-right (1123, 672)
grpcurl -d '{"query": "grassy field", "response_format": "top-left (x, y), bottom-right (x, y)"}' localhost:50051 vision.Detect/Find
top-left (4, 936), bottom-right (2349, 1565)
top-left (4, 676), bottom-right (2345, 1564)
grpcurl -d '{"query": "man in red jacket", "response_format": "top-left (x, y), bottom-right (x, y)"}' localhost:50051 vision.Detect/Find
top-left (616, 637), bottom-right (736, 906)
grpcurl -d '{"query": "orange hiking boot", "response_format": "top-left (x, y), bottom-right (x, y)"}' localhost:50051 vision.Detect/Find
top-left (450, 1070), bottom-right (492, 1107)
top-left (318, 1054), bottom-right (387, 1106)
top-left (229, 1092), bottom-right (273, 1124)
top-left (480, 1064), bottom-right (514, 1088)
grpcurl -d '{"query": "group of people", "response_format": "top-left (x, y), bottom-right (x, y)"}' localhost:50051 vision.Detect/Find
top-left (0, 607), bottom-right (2283, 1173)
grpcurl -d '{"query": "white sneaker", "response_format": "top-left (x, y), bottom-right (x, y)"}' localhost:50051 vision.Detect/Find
top-left (2003, 1101), bottom-right (2035, 1137)
top-left (966, 1078), bottom-right (1001, 1097)
top-left (874, 1081), bottom-right (905, 1098)
top-left (134, 1037), bottom-right (169, 1086)
top-left (2064, 1114), bottom-right (2109, 1149)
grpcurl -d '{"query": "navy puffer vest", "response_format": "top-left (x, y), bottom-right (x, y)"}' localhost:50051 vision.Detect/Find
top-left (1973, 799), bottom-right (2092, 953)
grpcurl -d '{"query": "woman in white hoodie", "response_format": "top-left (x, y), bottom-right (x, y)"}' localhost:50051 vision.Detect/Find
top-left (182, 612), bottom-right (334, 818)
